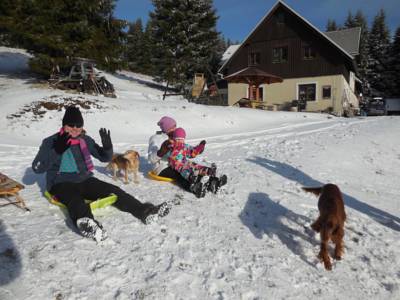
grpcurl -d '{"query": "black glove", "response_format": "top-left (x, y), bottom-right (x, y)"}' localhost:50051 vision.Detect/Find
top-left (53, 132), bottom-right (71, 154)
top-left (199, 140), bottom-right (206, 146)
top-left (99, 128), bottom-right (112, 150)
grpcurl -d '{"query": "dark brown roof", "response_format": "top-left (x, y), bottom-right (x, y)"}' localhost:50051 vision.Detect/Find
top-left (224, 66), bottom-right (283, 85)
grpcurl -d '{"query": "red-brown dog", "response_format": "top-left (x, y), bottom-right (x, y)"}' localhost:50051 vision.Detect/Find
top-left (302, 183), bottom-right (346, 270)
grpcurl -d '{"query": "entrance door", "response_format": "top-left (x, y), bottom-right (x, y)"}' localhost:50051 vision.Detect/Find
top-left (259, 87), bottom-right (263, 101)
top-left (249, 86), bottom-right (263, 101)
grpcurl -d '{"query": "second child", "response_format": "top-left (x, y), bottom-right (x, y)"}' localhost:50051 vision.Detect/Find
top-left (167, 127), bottom-right (227, 198)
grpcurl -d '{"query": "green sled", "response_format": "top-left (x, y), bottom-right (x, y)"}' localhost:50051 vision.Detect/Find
top-left (44, 191), bottom-right (117, 211)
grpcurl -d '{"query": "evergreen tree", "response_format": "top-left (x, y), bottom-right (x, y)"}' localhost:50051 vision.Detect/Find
top-left (126, 19), bottom-right (144, 72)
top-left (3, 0), bottom-right (126, 76)
top-left (225, 38), bottom-right (240, 47)
top-left (150, 0), bottom-right (220, 96)
top-left (344, 11), bottom-right (357, 28)
top-left (65, 0), bottom-right (126, 72)
top-left (125, 19), bottom-right (157, 75)
top-left (0, 0), bottom-right (36, 47)
top-left (140, 20), bottom-right (157, 75)
top-left (326, 19), bottom-right (338, 31)
top-left (0, 0), bottom-right (16, 45)
top-left (353, 10), bottom-right (370, 96)
top-left (387, 27), bottom-right (400, 97)
top-left (209, 34), bottom-right (226, 76)
top-left (367, 9), bottom-right (391, 96)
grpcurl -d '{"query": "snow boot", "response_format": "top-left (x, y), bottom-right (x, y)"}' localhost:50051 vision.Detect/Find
top-left (190, 176), bottom-right (209, 198)
top-left (207, 177), bottom-right (218, 194)
top-left (142, 202), bottom-right (171, 225)
top-left (76, 217), bottom-right (107, 242)
top-left (208, 174), bottom-right (228, 194)
top-left (219, 174), bottom-right (228, 188)
top-left (209, 163), bottom-right (217, 177)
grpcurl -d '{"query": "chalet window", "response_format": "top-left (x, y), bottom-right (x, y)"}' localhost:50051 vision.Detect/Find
top-left (272, 46), bottom-right (288, 63)
top-left (322, 85), bottom-right (331, 99)
top-left (248, 52), bottom-right (261, 66)
top-left (303, 45), bottom-right (316, 59)
top-left (298, 83), bottom-right (316, 101)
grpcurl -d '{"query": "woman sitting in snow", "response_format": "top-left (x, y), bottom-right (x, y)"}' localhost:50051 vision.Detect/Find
top-left (164, 127), bottom-right (227, 198)
top-left (32, 106), bottom-right (170, 242)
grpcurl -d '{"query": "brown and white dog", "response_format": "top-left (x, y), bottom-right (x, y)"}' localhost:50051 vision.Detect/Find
top-left (302, 183), bottom-right (346, 270)
top-left (107, 150), bottom-right (140, 184)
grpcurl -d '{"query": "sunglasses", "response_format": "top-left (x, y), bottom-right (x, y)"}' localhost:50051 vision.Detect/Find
top-left (66, 123), bottom-right (83, 129)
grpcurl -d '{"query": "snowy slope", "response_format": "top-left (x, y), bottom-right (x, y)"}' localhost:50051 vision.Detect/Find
top-left (0, 47), bottom-right (399, 300)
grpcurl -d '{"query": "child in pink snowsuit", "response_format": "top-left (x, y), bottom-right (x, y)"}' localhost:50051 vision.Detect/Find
top-left (168, 128), bottom-right (211, 181)
top-left (168, 128), bottom-right (227, 198)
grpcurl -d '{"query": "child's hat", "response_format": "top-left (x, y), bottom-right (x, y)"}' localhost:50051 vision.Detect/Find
top-left (173, 127), bottom-right (186, 139)
top-left (157, 116), bottom-right (176, 133)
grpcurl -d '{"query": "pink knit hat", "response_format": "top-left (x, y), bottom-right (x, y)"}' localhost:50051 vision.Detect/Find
top-left (157, 116), bottom-right (176, 133)
top-left (173, 127), bottom-right (186, 139)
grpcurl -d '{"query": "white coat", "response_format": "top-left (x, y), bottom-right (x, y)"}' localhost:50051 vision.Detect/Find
top-left (147, 131), bottom-right (169, 175)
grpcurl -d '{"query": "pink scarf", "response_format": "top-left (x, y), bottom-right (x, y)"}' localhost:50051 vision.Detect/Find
top-left (59, 128), bottom-right (94, 172)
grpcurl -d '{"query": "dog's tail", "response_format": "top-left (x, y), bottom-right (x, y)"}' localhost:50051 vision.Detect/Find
top-left (302, 186), bottom-right (323, 197)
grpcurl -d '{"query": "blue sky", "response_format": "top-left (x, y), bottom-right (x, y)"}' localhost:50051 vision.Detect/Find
top-left (115, 0), bottom-right (400, 42)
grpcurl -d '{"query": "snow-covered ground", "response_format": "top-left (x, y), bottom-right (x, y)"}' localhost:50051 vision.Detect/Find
top-left (0, 47), bottom-right (399, 300)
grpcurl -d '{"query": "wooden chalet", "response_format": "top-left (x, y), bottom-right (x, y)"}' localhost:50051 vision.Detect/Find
top-left (219, 1), bottom-right (362, 116)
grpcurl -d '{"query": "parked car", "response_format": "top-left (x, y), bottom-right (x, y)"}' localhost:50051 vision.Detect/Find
top-left (384, 98), bottom-right (400, 115)
top-left (363, 97), bottom-right (400, 116)
top-left (366, 97), bottom-right (385, 116)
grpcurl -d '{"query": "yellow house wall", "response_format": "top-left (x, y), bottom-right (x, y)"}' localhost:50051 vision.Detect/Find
top-left (227, 75), bottom-right (352, 114)
top-left (228, 84), bottom-right (248, 106)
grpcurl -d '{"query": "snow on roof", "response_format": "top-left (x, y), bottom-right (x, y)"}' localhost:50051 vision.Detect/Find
top-left (324, 27), bottom-right (361, 56)
top-left (221, 44), bottom-right (241, 63)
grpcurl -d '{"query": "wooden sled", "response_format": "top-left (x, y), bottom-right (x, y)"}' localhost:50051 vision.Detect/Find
top-left (0, 172), bottom-right (29, 211)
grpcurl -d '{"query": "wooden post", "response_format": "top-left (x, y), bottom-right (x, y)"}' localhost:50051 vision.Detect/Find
top-left (255, 85), bottom-right (260, 101)
top-left (206, 66), bottom-right (224, 105)
top-left (248, 85), bottom-right (252, 100)
top-left (163, 80), bottom-right (169, 101)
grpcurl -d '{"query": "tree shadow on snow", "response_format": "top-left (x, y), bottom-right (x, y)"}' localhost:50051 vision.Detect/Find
top-left (0, 220), bottom-right (22, 286)
top-left (113, 72), bottom-right (179, 93)
top-left (0, 72), bottom-right (41, 83)
top-left (247, 156), bottom-right (400, 232)
top-left (239, 192), bottom-right (317, 268)
top-left (0, 51), bottom-right (38, 82)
